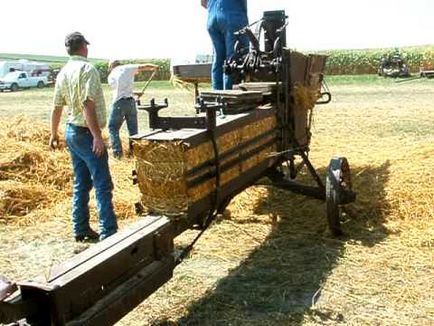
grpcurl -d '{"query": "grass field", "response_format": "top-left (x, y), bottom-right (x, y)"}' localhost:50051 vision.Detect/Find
top-left (0, 76), bottom-right (433, 325)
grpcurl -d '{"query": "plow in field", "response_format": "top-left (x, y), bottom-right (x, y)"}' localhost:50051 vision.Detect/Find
top-left (0, 10), bottom-right (355, 325)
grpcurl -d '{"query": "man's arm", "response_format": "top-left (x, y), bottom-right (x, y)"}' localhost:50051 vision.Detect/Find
top-left (83, 98), bottom-right (105, 158)
top-left (49, 106), bottom-right (63, 149)
top-left (137, 64), bottom-right (159, 73)
top-left (201, 0), bottom-right (207, 9)
top-left (133, 64), bottom-right (160, 98)
top-left (51, 73), bottom-right (66, 149)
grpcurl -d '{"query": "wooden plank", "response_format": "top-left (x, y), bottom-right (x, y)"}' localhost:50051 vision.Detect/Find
top-left (132, 108), bottom-right (275, 147)
top-left (0, 277), bottom-right (16, 302)
top-left (199, 89), bottom-right (263, 99)
top-left (235, 82), bottom-right (280, 94)
top-left (183, 157), bottom-right (279, 229)
top-left (47, 215), bottom-right (165, 281)
top-left (49, 218), bottom-right (170, 286)
top-left (172, 63), bottom-right (211, 81)
top-left (19, 216), bottom-right (173, 323)
top-left (67, 258), bottom-right (174, 326)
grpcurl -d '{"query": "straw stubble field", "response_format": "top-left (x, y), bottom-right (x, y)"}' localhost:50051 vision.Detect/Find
top-left (0, 77), bottom-right (433, 325)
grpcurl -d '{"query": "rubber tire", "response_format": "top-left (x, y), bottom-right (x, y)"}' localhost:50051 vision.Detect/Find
top-left (37, 81), bottom-right (45, 89)
top-left (10, 83), bottom-right (18, 92)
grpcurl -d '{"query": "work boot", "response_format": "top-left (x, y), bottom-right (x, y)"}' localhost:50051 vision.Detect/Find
top-left (75, 228), bottom-right (99, 243)
top-left (99, 230), bottom-right (117, 241)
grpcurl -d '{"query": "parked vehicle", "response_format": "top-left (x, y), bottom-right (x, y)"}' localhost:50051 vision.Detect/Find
top-left (0, 60), bottom-right (50, 78)
top-left (0, 71), bottom-right (48, 92)
top-left (31, 68), bottom-right (59, 86)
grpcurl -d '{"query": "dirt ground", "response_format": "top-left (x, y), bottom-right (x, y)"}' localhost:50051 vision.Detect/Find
top-left (0, 78), bottom-right (433, 325)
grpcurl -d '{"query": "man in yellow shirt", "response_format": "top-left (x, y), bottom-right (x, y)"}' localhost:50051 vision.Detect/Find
top-left (49, 32), bottom-right (118, 242)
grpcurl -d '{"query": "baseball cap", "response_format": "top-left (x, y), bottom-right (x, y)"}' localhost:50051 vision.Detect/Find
top-left (65, 32), bottom-right (90, 47)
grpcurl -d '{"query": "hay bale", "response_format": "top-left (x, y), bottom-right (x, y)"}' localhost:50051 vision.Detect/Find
top-left (133, 112), bottom-right (277, 215)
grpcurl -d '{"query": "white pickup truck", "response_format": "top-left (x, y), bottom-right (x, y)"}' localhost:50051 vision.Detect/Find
top-left (0, 71), bottom-right (48, 92)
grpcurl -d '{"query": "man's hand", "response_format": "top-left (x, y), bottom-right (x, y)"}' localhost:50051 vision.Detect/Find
top-left (201, 0), bottom-right (207, 9)
top-left (133, 91), bottom-right (144, 99)
top-left (49, 134), bottom-right (59, 150)
top-left (50, 106), bottom-right (63, 150)
top-left (92, 135), bottom-right (106, 158)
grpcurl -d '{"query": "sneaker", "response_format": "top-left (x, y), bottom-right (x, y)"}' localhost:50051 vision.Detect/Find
top-left (75, 228), bottom-right (99, 242)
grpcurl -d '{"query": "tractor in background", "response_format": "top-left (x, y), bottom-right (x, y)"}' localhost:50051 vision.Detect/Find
top-left (378, 50), bottom-right (410, 78)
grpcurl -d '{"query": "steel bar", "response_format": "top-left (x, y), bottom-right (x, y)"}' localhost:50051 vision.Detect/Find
top-left (270, 179), bottom-right (325, 200)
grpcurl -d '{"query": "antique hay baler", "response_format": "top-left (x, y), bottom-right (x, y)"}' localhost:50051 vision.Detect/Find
top-left (0, 10), bottom-right (355, 325)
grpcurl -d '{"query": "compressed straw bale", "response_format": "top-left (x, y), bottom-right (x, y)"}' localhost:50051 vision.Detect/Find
top-left (133, 113), bottom-right (277, 215)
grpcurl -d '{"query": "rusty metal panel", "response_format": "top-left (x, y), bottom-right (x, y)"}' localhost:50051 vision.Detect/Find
top-left (288, 50), bottom-right (309, 85)
top-left (307, 54), bottom-right (327, 88)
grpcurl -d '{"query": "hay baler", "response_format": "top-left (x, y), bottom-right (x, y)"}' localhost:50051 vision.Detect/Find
top-left (0, 10), bottom-right (355, 325)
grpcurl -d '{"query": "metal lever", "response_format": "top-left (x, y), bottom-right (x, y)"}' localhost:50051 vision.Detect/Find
top-left (316, 92), bottom-right (332, 105)
top-left (195, 97), bottom-right (226, 114)
top-left (137, 98), bottom-right (169, 129)
top-left (138, 98), bottom-right (169, 112)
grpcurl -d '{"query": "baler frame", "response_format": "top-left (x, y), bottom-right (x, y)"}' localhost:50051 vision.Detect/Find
top-left (0, 10), bottom-right (355, 326)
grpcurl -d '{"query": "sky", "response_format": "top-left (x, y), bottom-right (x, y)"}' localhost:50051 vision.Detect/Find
top-left (0, 0), bottom-right (433, 61)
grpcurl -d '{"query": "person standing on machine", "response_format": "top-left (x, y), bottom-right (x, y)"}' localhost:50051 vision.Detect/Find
top-left (201, 0), bottom-right (249, 90)
top-left (107, 60), bottom-right (159, 158)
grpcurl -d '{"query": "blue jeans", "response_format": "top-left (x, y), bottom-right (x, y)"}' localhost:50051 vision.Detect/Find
top-left (108, 97), bottom-right (138, 157)
top-left (207, 8), bottom-right (248, 90)
top-left (65, 124), bottom-right (118, 240)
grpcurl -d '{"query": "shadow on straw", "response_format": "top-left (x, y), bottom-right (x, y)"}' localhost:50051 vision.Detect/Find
top-left (152, 162), bottom-right (391, 325)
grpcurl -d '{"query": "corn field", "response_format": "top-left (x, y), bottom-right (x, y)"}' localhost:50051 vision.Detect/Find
top-left (322, 45), bottom-right (434, 75)
top-left (6, 45), bottom-right (433, 80)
